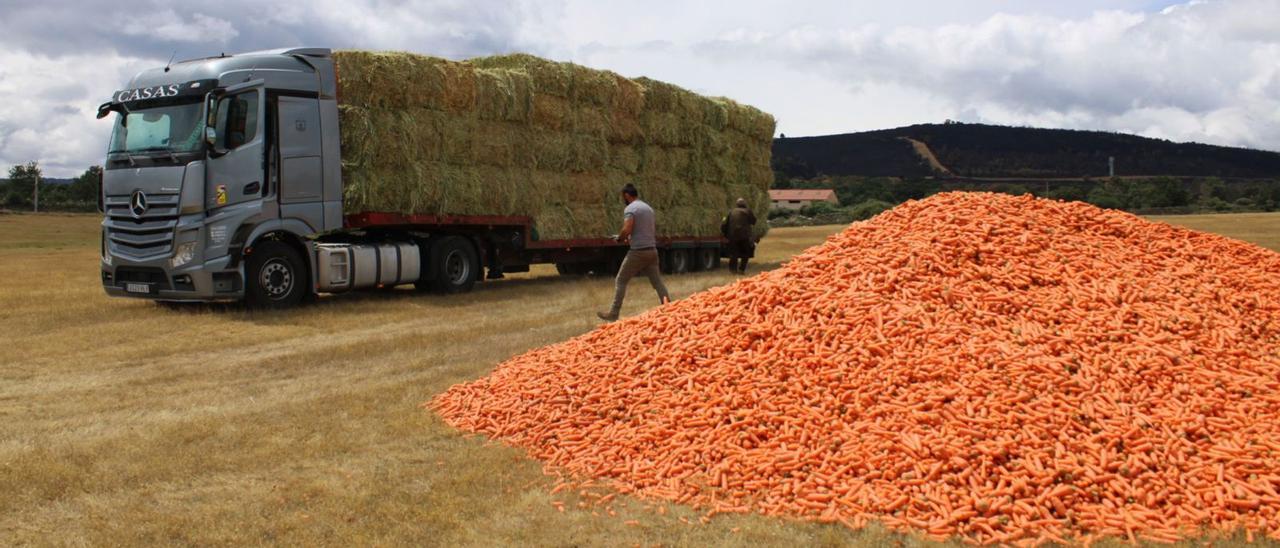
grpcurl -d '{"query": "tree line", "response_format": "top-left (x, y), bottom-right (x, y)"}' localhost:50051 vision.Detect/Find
top-left (1, 162), bottom-right (102, 212)
top-left (771, 175), bottom-right (1280, 226)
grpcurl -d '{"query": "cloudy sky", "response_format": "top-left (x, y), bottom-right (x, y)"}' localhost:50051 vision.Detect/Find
top-left (0, 0), bottom-right (1277, 176)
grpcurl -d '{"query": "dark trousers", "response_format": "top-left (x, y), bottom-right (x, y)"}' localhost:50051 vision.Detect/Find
top-left (727, 238), bottom-right (753, 272)
top-left (609, 248), bottom-right (670, 314)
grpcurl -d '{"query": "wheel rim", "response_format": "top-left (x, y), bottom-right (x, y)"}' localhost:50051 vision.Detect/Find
top-left (702, 250), bottom-right (716, 270)
top-left (260, 259), bottom-right (293, 300)
top-left (444, 250), bottom-right (470, 284)
top-left (674, 251), bottom-right (687, 271)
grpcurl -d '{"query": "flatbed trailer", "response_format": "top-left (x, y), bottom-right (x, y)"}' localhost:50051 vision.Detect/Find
top-left (343, 211), bottom-right (727, 280)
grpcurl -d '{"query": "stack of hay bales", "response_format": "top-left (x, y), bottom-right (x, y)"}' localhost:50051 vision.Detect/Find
top-left (334, 51), bottom-right (774, 241)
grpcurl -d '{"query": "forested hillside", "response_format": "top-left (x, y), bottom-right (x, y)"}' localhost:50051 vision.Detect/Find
top-left (773, 123), bottom-right (1280, 179)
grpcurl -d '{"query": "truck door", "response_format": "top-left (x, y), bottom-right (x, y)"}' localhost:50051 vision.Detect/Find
top-left (276, 95), bottom-right (324, 230)
top-left (206, 81), bottom-right (266, 212)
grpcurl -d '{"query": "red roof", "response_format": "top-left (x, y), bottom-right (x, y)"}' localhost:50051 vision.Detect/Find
top-left (769, 189), bottom-right (838, 201)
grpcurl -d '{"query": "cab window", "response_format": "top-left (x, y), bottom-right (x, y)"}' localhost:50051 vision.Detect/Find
top-left (214, 91), bottom-right (259, 150)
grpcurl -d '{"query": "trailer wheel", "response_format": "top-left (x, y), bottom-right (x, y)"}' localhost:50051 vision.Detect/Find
top-left (555, 263), bottom-right (588, 276)
top-left (668, 249), bottom-right (691, 274)
top-left (245, 241), bottom-right (307, 309)
top-left (697, 248), bottom-right (720, 271)
top-left (427, 236), bottom-right (480, 294)
top-left (599, 253), bottom-right (624, 277)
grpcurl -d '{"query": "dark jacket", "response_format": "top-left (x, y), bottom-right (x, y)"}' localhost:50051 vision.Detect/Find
top-left (724, 206), bottom-right (756, 241)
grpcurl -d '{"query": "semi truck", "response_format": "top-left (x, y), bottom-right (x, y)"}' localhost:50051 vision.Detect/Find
top-left (96, 48), bottom-right (764, 308)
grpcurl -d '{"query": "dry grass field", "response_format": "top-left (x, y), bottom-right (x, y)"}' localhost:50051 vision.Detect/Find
top-left (1, 210), bottom-right (1275, 546)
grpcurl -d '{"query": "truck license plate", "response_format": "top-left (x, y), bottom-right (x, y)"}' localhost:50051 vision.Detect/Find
top-left (125, 283), bottom-right (152, 294)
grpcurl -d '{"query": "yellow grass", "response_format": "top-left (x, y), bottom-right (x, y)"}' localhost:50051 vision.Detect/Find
top-left (0, 210), bottom-right (1272, 546)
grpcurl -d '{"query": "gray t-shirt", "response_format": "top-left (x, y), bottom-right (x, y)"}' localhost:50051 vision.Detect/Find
top-left (624, 199), bottom-right (657, 249)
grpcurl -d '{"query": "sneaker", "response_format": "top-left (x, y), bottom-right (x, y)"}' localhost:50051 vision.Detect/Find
top-left (597, 311), bottom-right (619, 322)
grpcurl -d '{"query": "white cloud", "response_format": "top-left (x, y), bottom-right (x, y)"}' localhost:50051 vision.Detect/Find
top-left (0, 50), bottom-right (154, 176)
top-left (678, 0), bottom-right (1280, 149)
top-left (0, 0), bottom-right (540, 176)
top-left (0, 0), bottom-right (1276, 176)
top-left (115, 11), bottom-right (239, 44)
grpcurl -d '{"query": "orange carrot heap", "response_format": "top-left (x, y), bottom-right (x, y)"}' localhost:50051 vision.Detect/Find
top-left (432, 192), bottom-right (1280, 544)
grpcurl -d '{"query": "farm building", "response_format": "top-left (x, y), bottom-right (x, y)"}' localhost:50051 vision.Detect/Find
top-left (769, 189), bottom-right (839, 210)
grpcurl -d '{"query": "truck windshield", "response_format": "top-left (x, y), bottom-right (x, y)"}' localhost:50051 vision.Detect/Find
top-left (108, 100), bottom-right (204, 155)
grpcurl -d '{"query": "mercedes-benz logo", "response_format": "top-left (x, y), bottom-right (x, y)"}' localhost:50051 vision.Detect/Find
top-left (130, 190), bottom-right (148, 219)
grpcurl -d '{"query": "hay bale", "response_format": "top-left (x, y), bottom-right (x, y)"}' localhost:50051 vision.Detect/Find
top-left (570, 134), bottom-right (609, 173)
top-left (614, 75), bottom-right (644, 116)
top-left (471, 54), bottom-right (618, 107)
top-left (717, 98), bottom-right (776, 141)
top-left (639, 112), bottom-right (681, 147)
top-left (608, 144), bottom-right (641, 174)
top-left (475, 68), bottom-right (532, 122)
top-left (527, 132), bottom-right (574, 172)
top-left (530, 95), bottom-right (571, 131)
top-left (335, 50), bottom-right (775, 241)
top-left (472, 54), bottom-right (574, 98)
top-left (472, 121), bottom-right (519, 168)
top-left (573, 107), bottom-right (610, 137)
top-left (608, 112), bottom-right (643, 144)
top-left (334, 50), bottom-right (475, 112)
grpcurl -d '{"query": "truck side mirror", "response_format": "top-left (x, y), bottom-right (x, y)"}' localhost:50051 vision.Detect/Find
top-left (206, 125), bottom-right (230, 159)
top-left (205, 92), bottom-right (232, 158)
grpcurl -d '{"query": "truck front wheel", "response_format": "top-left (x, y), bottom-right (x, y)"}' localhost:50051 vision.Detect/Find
top-left (424, 236), bottom-right (480, 294)
top-left (245, 240), bottom-right (308, 309)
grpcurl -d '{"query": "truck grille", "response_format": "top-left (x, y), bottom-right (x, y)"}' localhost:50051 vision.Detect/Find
top-left (104, 193), bottom-right (180, 258)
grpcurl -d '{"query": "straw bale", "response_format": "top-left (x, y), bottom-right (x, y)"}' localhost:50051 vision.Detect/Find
top-left (475, 68), bottom-right (532, 122)
top-left (335, 50), bottom-right (775, 241)
top-left (333, 50), bottom-right (475, 112)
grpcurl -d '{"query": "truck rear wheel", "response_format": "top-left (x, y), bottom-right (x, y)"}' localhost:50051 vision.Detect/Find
top-left (697, 248), bottom-right (720, 271)
top-left (245, 240), bottom-right (308, 309)
top-left (425, 236), bottom-right (479, 294)
top-left (668, 249), bottom-right (691, 274)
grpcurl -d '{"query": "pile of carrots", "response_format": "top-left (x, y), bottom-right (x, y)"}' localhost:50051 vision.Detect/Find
top-left (432, 192), bottom-right (1280, 544)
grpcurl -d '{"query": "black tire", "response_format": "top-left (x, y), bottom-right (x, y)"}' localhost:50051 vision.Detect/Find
top-left (555, 263), bottom-right (588, 276)
top-left (245, 240), bottom-right (308, 309)
top-left (599, 253), bottom-right (624, 277)
top-left (426, 236), bottom-right (480, 294)
top-left (669, 248), bottom-right (691, 274)
top-left (697, 248), bottom-right (719, 271)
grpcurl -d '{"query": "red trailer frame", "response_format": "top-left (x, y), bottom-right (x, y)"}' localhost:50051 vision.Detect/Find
top-left (345, 212), bottom-right (725, 250)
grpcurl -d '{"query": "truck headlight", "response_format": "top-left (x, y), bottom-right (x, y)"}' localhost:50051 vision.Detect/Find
top-left (102, 232), bottom-right (112, 266)
top-left (169, 242), bottom-right (197, 269)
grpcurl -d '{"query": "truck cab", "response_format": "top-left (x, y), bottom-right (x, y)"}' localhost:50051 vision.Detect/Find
top-left (99, 48), bottom-right (342, 306)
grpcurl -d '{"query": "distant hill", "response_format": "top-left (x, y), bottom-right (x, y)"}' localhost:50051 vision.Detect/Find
top-left (773, 123), bottom-right (1280, 180)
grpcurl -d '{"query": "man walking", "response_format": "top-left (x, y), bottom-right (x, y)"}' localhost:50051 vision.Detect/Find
top-left (598, 184), bottom-right (670, 321)
top-left (723, 197), bottom-right (757, 274)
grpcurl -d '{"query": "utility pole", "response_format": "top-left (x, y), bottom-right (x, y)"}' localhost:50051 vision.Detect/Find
top-left (33, 168), bottom-right (39, 213)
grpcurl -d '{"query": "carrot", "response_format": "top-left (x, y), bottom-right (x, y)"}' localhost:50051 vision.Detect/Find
top-left (431, 192), bottom-right (1280, 544)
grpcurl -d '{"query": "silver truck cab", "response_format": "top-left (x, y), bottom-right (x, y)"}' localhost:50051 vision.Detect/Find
top-left (99, 48), bottom-right (342, 305)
